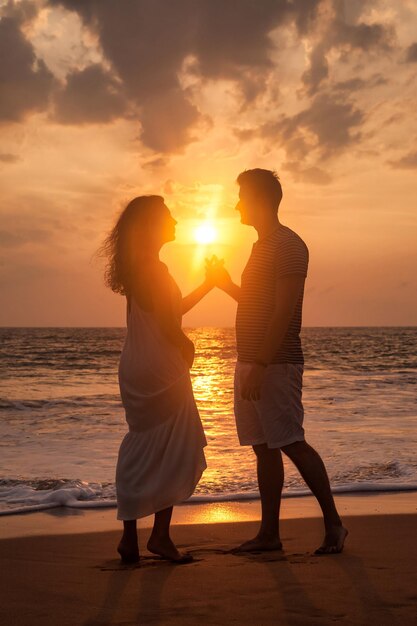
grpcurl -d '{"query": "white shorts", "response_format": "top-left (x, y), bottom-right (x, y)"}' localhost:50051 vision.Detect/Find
top-left (234, 361), bottom-right (305, 449)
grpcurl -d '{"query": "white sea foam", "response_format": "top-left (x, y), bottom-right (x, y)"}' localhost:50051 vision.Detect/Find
top-left (1, 481), bottom-right (417, 516)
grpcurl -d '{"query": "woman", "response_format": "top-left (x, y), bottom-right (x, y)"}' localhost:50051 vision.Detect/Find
top-left (102, 195), bottom-right (211, 564)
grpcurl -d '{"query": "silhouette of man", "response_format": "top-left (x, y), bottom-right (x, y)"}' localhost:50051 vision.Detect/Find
top-left (210, 169), bottom-right (347, 554)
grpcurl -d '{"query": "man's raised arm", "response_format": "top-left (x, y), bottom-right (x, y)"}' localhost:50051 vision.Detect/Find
top-left (206, 257), bottom-right (240, 302)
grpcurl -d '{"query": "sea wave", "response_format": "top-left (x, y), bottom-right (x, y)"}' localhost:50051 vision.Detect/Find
top-left (0, 395), bottom-right (121, 410)
top-left (1, 478), bottom-right (417, 516)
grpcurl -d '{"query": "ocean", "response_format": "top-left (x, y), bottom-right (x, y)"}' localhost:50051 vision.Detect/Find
top-left (1, 327), bottom-right (416, 515)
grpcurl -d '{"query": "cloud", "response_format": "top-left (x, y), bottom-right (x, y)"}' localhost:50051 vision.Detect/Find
top-left (159, 178), bottom-right (226, 218)
top-left (47, 0), bottom-right (322, 152)
top-left (0, 228), bottom-right (50, 247)
top-left (388, 150), bottom-right (417, 170)
top-left (0, 0), bottom-right (402, 164)
top-left (282, 161), bottom-right (332, 185)
top-left (302, 1), bottom-right (394, 96)
top-left (139, 88), bottom-right (204, 153)
top-left (0, 13), bottom-right (56, 122)
top-left (0, 0), bottom-right (38, 24)
top-left (334, 20), bottom-right (393, 52)
top-left (53, 64), bottom-right (126, 124)
top-left (301, 43), bottom-right (329, 97)
top-left (405, 42), bottom-right (417, 63)
top-left (0, 153), bottom-right (20, 163)
top-left (333, 74), bottom-right (388, 93)
top-left (260, 92), bottom-right (364, 160)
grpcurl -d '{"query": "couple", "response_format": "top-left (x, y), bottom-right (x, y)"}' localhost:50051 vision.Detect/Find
top-left (102, 168), bottom-right (347, 565)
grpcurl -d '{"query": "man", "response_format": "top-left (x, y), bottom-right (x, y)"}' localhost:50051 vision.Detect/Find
top-left (211, 168), bottom-right (347, 554)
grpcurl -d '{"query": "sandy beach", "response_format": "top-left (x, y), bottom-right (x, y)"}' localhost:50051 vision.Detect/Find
top-left (1, 493), bottom-right (416, 626)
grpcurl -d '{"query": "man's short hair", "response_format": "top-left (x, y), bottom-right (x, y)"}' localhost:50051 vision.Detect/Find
top-left (237, 168), bottom-right (283, 210)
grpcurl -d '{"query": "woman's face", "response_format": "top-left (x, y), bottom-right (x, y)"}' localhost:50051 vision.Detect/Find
top-left (154, 204), bottom-right (177, 245)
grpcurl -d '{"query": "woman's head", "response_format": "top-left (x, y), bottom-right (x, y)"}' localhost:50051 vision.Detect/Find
top-left (100, 195), bottom-right (177, 295)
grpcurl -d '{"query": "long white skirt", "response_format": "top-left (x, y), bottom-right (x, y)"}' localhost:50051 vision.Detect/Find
top-left (116, 298), bottom-right (207, 520)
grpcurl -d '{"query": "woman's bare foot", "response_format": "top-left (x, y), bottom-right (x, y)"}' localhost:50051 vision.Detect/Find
top-left (147, 535), bottom-right (193, 564)
top-left (117, 539), bottom-right (140, 564)
top-left (232, 534), bottom-right (283, 553)
top-left (314, 525), bottom-right (348, 555)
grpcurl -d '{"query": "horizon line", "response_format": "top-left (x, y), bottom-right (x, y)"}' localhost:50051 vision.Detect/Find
top-left (1, 325), bottom-right (416, 330)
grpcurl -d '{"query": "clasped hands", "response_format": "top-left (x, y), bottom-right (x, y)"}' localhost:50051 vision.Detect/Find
top-left (204, 255), bottom-right (232, 290)
top-left (204, 255), bottom-right (266, 401)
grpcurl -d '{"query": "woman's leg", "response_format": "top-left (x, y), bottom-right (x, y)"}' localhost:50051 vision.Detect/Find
top-left (117, 519), bottom-right (139, 563)
top-left (147, 506), bottom-right (192, 562)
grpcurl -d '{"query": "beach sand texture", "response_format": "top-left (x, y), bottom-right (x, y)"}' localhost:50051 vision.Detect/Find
top-left (1, 512), bottom-right (416, 626)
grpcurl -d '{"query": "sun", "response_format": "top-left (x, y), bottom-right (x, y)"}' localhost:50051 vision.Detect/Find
top-left (194, 223), bottom-right (217, 245)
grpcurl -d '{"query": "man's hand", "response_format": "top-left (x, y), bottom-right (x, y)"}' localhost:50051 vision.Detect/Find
top-left (240, 363), bottom-right (266, 401)
top-left (205, 255), bottom-right (233, 291)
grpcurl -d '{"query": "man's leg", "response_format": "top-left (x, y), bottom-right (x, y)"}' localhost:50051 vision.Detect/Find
top-left (234, 443), bottom-right (284, 552)
top-left (281, 440), bottom-right (348, 554)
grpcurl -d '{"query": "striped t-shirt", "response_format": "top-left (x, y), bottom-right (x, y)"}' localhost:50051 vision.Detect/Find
top-left (236, 224), bottom-right (309, 364)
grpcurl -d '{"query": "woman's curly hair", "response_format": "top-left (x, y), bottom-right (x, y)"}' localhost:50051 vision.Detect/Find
top-left (99, 195), bottom-right (164, 295)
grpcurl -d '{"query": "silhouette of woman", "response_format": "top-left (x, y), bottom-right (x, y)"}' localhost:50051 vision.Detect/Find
top-left (101, 196), bottom-right (210, 564)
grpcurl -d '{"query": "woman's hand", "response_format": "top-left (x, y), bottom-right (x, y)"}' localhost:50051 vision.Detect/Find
top-left (205, 255), bottom-right (233, 290)
top-left (204, 255), bottom-right (217, 288)
top-left (181, 336), bottom-right (195, 368)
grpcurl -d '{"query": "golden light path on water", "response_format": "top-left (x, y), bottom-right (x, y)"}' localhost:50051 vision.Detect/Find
top-left (187, 328), bottom-right (257, 495)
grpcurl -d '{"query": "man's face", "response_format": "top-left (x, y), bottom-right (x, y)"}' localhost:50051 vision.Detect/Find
top-left (235, 183), bottom-right (259, 226)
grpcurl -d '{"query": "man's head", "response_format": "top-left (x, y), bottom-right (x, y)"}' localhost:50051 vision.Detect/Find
top-left (236, 169), bottom-right (282, 226)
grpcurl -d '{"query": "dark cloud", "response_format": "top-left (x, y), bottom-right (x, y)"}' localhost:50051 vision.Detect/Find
top-left (289, 0), bottom-right (322, 35)
top-left (233, 127), bottom-right (257, 142)
top-left (261, 92), bottom-right (364, 159)
top-left (0, 0), bottom-right (38, 24)
top-left (405, 42), bottom-right (417, 63)
top-left (143, 156), bottom-right (170, 171)
top-left (334, 20), bottom-right (393, 52)
top-left (53, 64), bottom-right (126, 124)
top-left (233, 90), bottom-right (364, 180)
top-left (333, 74), bottom-right (388, 92)
top-left (0, 153), bottom-right (20, 163)
top-left (139, 88), bottom-right (204, 153)
top-left (0, 14), bottom-right (56, 122)
top-left (388, 150), bottom-right (417, 170)
top-left (282, 161), bottom-right (332, 185)
top-left (1, 0), bottom-right (397, 161)
top-left (48, 0), bottom-right (321, 151)
top-left (333, 77), bottom-right (367, 92)
top-left (302, 2), bottom-right (394, 95)
top-left (301, 44), bottom-right (329, 96)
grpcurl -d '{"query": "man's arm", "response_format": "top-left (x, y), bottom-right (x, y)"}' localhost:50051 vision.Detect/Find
top-left (220, 280), bottom-right (241, 302)
top-left (208, 260), bottom-right (240, 301)
top-left (255, 274), bottom-right (305, 365)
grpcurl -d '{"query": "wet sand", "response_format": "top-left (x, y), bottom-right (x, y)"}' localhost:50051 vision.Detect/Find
top-left (1, 495), bottom-right (416, 625)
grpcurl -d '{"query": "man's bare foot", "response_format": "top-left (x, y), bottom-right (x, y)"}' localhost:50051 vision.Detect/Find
top-left (117, 539), bottom-right (139, 564)
top-left (147, 536), bottom-right (193, 564)
top-left (232, 534), bottom-right (283, 553)
top-left (314, 525), bottom-right (348, 555)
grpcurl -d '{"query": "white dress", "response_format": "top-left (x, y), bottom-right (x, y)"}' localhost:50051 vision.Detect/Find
top-left (115, 274), bottom-right (207, 520)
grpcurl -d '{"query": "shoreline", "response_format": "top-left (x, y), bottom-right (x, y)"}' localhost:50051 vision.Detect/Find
top-left (1, 491), bottom-right (417, 539)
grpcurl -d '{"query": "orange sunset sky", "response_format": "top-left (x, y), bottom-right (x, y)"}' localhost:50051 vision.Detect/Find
top-left (1, 0), bottom-right (416, 327)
